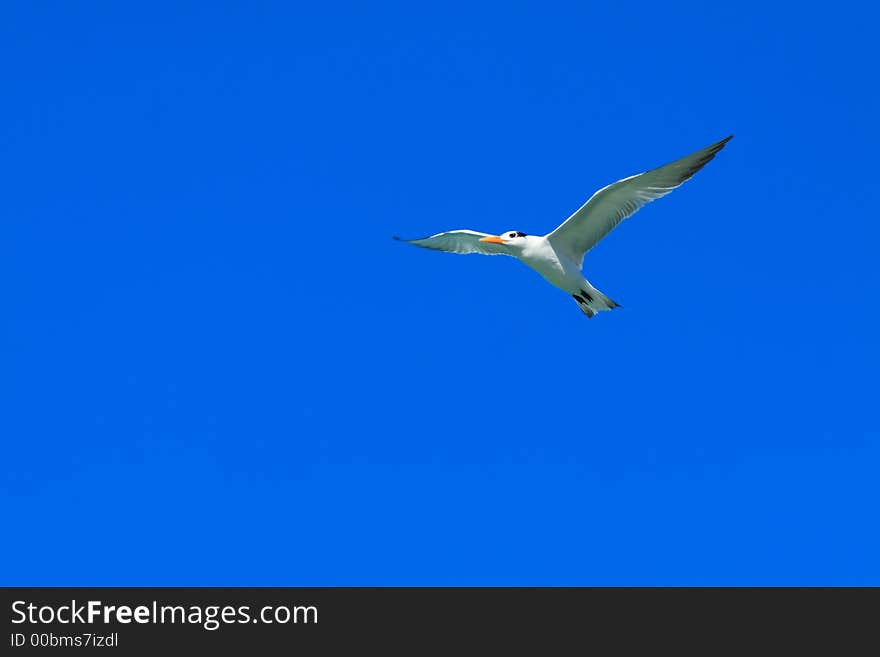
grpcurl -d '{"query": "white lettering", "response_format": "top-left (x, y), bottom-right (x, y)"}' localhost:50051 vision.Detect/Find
top-left (11, 601), bottom-right (26, 624)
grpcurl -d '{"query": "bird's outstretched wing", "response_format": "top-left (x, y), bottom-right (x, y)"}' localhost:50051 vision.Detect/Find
top-left (546, 135), bottom-right (732, 264)
top-left (394, 230), bottom-right (512, 256)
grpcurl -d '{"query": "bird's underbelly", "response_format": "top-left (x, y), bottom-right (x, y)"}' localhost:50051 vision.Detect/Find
top-left (521, 254), bottom-right (584, 292)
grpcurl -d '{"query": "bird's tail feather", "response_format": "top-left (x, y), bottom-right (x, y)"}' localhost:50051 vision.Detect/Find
top-left (572, 288), bottom-right (620, 318)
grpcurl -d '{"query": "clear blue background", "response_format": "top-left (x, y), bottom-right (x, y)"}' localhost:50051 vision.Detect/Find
top-left (3, 2), bottom-right (878, 585)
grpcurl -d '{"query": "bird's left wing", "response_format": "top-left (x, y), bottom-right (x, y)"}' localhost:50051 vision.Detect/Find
top-left (393, 230), bottom-right (512, 256)
top-left (547, 135), bottom-right (732, 265)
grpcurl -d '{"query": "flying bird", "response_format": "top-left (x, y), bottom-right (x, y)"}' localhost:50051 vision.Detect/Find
top-left (395, 135), bottom-right (732, 317)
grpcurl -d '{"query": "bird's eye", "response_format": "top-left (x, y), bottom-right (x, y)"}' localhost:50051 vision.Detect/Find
top-left (509, 232), bottom-right (517, 238)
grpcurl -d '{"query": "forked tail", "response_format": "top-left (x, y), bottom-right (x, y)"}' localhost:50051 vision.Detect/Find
top-left (571, 287), bottom-right (621, 318)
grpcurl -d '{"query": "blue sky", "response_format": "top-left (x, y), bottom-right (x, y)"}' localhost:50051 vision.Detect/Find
top-left (2, 2), bottom-right (878, 585)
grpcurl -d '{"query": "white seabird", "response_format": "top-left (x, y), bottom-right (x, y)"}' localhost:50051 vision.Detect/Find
top-left (395, 135), bottom-right (732, 317)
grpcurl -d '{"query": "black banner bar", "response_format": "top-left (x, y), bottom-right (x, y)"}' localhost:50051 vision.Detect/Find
top-left (2, 588), bottom-right (876, 653)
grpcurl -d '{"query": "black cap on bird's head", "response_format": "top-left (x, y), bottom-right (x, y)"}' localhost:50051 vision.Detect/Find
top-left (479, 231), bottom-right (527, 244)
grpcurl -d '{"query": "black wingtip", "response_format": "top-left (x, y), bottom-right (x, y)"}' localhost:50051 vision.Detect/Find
top-left (708, 135), bottom-right (733, 152)
top-left (392, 235), bottom-right (402, 241)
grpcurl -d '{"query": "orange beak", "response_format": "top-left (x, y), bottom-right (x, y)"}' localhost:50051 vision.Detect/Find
top-left (479, 235), bottom-right (505, 244)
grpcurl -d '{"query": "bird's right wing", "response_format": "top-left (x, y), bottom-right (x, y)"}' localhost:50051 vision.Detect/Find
top-left (546, 136), bottom-right (732, 265)
top-left (393, 230), bottom-right (512, 256)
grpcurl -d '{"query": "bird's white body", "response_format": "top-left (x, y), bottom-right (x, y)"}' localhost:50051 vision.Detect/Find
top-left (519, 235), bottom-right (577, 289)
top-left (517, 236), bottom-right (613, 315)
top-left (396, 136), bottom-right (732, 318)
